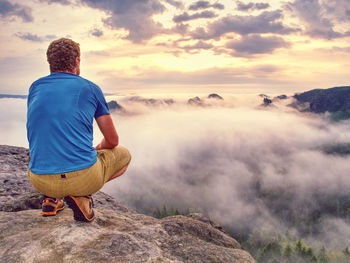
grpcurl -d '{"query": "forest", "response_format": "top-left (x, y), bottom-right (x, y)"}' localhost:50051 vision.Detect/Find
top-left (148, 182), bottom-right (350, 263)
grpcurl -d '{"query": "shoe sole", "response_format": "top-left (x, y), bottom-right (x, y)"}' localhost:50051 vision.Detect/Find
top-left (42, 205), bottom-right (65, 217)
top-left (64, 196), bottom-right (95, 222)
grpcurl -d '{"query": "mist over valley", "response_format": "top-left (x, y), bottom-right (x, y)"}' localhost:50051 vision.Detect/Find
top-left (1, 88), bottom-right (350, 262)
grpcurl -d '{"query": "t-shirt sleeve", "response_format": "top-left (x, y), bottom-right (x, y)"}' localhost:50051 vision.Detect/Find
top-left (92, 84), bottom-right (110, 119)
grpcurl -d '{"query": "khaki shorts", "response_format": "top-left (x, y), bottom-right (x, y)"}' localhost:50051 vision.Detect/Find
top-left (28, 146), bottom-right (131, 198)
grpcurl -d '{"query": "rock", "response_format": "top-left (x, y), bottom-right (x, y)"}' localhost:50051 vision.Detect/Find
top-left (187, 213), bottom-right (226, 233)
top-left (276, 94), bottom-right (288, 100)
top-left (321, 143), bottom-right (350, 156)
top-left (127, 96), bottom-right (175, 106)
top-left (0, 210), bottom-right (255, 263)
top-left (164, 99), bottom-right (175, 105)
top-left (187, 96), bottom-right (203, 106)
top-left (0, 145), bottom-right (256, 263)
top-left (293, 86), bottom-right (350, 118)
top-left (208, 94), bottom-right (223, 100)
top-left (129, 96), bottom-right (158, 104)
top-left (262, 97), bottom-right (272, 106)
top-left (107, 100), bottom-right (123, 111)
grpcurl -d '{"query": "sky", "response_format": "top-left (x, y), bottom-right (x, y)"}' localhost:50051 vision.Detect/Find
top-left (1, 0), bottom-right (350, 95)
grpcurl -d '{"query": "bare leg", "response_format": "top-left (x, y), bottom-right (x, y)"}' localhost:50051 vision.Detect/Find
top-left (107, 165), bottom-right (129, 182)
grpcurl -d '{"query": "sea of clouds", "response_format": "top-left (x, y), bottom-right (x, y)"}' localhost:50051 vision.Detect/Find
top-left (1, 94), bottom-right (350, 248)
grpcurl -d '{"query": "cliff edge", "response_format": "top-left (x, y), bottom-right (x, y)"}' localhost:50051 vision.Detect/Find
top-left (0, 145), bottom-right (256, 263)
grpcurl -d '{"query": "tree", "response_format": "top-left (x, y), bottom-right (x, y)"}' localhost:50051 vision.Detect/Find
top-left (310, 255), bottom-right (317, 262)
top-left (153, 207), bottom-right (161, 218)
top-left (295, 239), bottom-right (304, 256)
top-left (161, 205), bottom-right (168, 218)
top-left (283, 244), bottom-right (293, 259)
top-left (318, 246), bottom-right (328, 263)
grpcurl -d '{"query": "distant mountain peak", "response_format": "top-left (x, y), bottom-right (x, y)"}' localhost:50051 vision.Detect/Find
top-left (293, 86), bottom-right (350, 120)
top-left (208, 93), bottom-right (223, 100)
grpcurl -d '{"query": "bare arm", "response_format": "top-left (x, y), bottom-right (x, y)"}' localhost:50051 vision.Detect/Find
top-left (95, 114), bottom-right (119, 150)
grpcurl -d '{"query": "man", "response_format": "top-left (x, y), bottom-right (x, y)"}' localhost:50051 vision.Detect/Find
top-left (27, 38), bottom-right (131, 222)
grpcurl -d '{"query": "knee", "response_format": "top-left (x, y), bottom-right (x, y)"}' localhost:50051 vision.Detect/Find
top-left (114, 145), bottom-right (131, 166)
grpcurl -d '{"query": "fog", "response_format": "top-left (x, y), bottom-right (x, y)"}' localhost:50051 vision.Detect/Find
top-left (0, 99), bottom-right (27, 147)
top-left (104, 95), bottom-right (350, 249)
top-left (1, 94), bottom-right (350, 249)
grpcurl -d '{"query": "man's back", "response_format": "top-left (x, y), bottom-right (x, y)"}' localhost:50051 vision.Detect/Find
top-left (27, 37), bottom-right (130, 222)
top-left (27, 72), bottom-right (109, 174)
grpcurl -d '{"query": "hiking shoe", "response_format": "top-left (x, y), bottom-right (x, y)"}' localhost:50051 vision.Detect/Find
top-left (42, 197), bottom-right (65, 217)
top-left (64, 195), bottom-right (95, 222)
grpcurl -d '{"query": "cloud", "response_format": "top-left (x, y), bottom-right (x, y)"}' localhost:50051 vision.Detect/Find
top-left (330, 46), bottom-right (350, 53)
top-left (188, 1), bottom-right (224, 11)
top-left (320, 0), bottom-right (350, 23)
top-left (80, 0), bottom-right (166, 43)
top-left (173, 10), bottom-right (217, 23)
top-left (236, 1), bottom-right (270, 11)
top-left (318, 218), bottom-right (350, 248)
top-left (4, 90), bottom-right (350, 249)
top-left (90, 28), bottom-right (103, 37)
top-left (46, 34), bottom-right (57, 40)
top-left (236, 1), bottom-right (254, 11)
top-left (39, 0), bottom-right (72, 5)
top-left (212, 3), bottom-right (225, 10)
top-left (0, 98), bottom-right (28, 147)
top-left (0, 0), bottom-right (33, 22)
top-left (172, 23), bottom-right (190, 35)
top-left (15, 33), bottom-right (57, 42)
top-left (190, 10), bottom-right (297, 40)
top-left (286, 0), bottom-right (350, 39)
top-left (99, 65), bottom-right (289, 90)
top-left (163, 0), bottom-right (183, 9)
top-left (167, 35), bottom-right (288, 57)
top-left (180, 40), bottom-right (214, 53)
top-left (98, 99), bottom-right (350, 248)
top-left (255, 3), bottom-right (270, 10)
top-left (15, 33), bottom-right (43, 42)
top-left (225, 34), bottom-right (290, 57)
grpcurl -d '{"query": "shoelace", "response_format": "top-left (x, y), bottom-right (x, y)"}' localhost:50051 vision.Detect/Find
top-left (43, 198), bottom-right (57, 204)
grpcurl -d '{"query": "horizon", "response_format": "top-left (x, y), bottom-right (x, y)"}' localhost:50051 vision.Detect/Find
top-left (1, 0), bottom-right (350, 95)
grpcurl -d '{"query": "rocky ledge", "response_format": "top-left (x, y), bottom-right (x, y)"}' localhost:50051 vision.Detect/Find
top-left (0, 145), bottom-right (256, 263)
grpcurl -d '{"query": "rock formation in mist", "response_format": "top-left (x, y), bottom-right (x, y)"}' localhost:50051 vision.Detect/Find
top-left (187, 96), bottom-right (203, 106)
top-left (259, 94), bottom-right (288, 107)
top-left (0, 145), bottom-right (256, 263)
top-left (293, 86), bottom-right (350, 119)
top-left (208, 93), bottom-right (223, 100)
top-left (107, 100), bottom-right (124, 111)
top-left (127, 96), bottom-right (175, 106)
top-left (276, 94), bottom-right (288, 100)
top-left (321, 142), bottom-right (350, 156)
top-left (262, 97), bottom-right (272, 106)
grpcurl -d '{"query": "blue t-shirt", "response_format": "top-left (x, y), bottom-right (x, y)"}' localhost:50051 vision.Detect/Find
top-left (27, 72), bottom-right (110, 174)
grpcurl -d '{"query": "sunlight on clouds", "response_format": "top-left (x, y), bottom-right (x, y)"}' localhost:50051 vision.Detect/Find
top-left (153, 2), bottom-right (179, 28)
top-left (1, 0), bottom-right (350, 94)
top-left (154, 50), bottom-right (234, 71)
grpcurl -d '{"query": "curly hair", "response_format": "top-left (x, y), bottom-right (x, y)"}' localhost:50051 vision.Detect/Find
top-left (46, 38), bottom-right (80, 72)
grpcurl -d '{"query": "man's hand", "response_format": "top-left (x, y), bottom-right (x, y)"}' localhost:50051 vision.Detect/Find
top-left (95, 114), bottom-right (119, 150)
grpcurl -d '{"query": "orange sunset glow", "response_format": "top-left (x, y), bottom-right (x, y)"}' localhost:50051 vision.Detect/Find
top-left (1, 0), bottom-right (350, 95)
